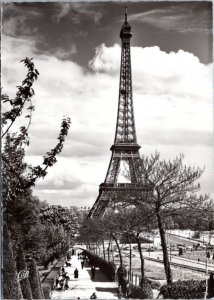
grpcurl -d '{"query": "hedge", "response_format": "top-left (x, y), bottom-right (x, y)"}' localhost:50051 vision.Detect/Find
top-left (160, 279), bottom-right (206, 299)
top-left (82, 250), bottom-right (116, 281)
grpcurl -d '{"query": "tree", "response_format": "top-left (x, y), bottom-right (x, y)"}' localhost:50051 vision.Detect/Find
top-left (138, 152), bottom-right (210, 284)
top-left (2, 58), bottom-right (71, 217)
top-left (78, 218), bottom-right (107, 258)
top-left (2, 58), bottom-right (71, 295)
top-left (40, 205), bottom-right (79, 237)
top-left (102, 211), bottom-right (125, 267)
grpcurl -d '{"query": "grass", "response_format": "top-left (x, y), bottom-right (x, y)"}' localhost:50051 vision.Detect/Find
top-left (113, 253), bottom-right (206, 282)
top-left (182, 251), bottom-right (214, 264)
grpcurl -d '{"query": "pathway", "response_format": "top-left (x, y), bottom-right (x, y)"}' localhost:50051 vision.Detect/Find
top-left (51, 251), bottom-right (118, 299)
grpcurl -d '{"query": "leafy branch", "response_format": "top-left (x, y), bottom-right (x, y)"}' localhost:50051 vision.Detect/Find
top-left (2, 57), bottom-right (39, 138)
top-left (27, 116), bottom-right (71, 186)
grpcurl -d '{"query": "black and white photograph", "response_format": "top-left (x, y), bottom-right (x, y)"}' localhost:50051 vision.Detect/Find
top-left (1, 1), bottom-right (214, 299)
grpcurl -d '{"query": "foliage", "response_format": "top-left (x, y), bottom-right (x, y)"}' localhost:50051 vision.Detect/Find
top-left (147, 278), bottom-right (161, 290)
top-left (160, 279), bottom-right (206, 299)
top-left (40, 205), bottom-right (79, 236)
top-left (3, 224), bottom-right (23, 299)
top-left (42, 285), bottom-right (52, 299)
top-left (129, 278), bottom-right (153, 299)
top-left (16, 247), bottom-right (33, 300)
top-left (2, 57), bottom-right (38, 137)
top-left (82, 250), bottom-right (116, 281)
top-left (2, 58), bottom-right (71, 214)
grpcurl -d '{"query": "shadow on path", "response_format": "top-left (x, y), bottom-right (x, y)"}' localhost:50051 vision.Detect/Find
top-left (96, 287), bottom-right (118, 293)
top-left (86, 268), bottom-right (111, 282)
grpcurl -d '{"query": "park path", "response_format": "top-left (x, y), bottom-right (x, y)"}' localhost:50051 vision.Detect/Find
top-left (51, 250), bottom-right (118, 299)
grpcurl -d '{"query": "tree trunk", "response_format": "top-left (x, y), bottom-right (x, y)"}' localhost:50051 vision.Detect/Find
top-left (16, 247), bottom-right (33, 300)
top-left (157, 212), bottom-right (173, 284)
top-left (136, 234), bottom-right (145, 281)
top-left (127, 235), bottom-right (132, 282)
top-left (29, 259), bottom-right (43, 299)
top-left (112, 235), bottom-right (123, 266)
top-left (108, 240), bottom-right (111, 261)
top-left (3, 224), bottom-right (23, 299)
top-left (110, 241), bottom-right (115, 262)
top-left (102, 240), bottom-right (106, 260)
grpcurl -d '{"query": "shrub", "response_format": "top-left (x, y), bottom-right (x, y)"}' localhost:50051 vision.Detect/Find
top-left (82, 250), bottom-right (116, 281)
top-left (147, 278), bottom-right (161, 290)
top-left (160, 279), bottom-right (206, 299)
top-left (129, 278), bottom-right (153, 299)
top-left (42, 285), bottom-right (52, 299)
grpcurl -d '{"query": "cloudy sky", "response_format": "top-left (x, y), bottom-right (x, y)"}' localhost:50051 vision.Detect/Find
top-left (2, 1), bottom-right (213, 208)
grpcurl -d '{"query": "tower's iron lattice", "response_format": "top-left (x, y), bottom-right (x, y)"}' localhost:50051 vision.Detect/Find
top-left (88, 9), bottom-right (144, 218)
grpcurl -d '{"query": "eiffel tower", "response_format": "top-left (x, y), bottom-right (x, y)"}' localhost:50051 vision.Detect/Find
top-left (88, 8), bottom-right (143, 218)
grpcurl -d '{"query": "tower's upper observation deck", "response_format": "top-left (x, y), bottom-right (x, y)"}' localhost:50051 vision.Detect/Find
top-left (120, 7), bottom-right (132, 39)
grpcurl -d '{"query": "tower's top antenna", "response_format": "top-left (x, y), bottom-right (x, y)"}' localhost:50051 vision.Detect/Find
top-left (125, 6), bottom-right (127, 23)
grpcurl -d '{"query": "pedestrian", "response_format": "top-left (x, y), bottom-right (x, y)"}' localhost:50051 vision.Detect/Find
top-left (90, 292), bottom-right (97, 299)
top-left (74, 268), bottom-right (79, 279)
top-left (207, 251), bottom-right (211, 259)
top-left (81, 260), bottom-right (84, 269)
top-left (212, 253), bottom-right (214, 260)
top-left (91, 266), bottom-right (96, 280)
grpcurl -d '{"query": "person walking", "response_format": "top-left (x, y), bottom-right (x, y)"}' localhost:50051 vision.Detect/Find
top-left (81, 260), bottom-right (84, 269)
top-left (91, 266), bottom-right (96, 280)
top-left (74, 268), bottom-right (79, 280)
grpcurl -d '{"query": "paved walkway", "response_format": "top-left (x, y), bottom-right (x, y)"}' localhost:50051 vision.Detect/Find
top-left (51, 251), bottom-right (118, 299)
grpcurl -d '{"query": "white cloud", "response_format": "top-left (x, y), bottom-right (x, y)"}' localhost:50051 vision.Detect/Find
top-left (2, 35), bottom-right (213, 207)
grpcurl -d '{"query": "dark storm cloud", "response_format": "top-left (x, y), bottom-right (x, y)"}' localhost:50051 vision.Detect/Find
top-left (2, 2), bottom-right (212, 65)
